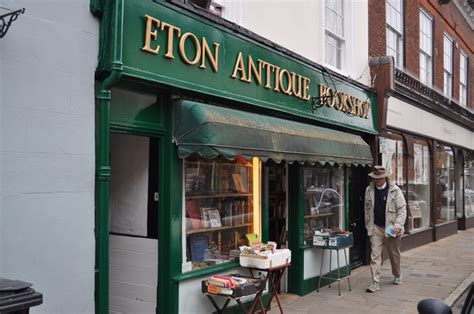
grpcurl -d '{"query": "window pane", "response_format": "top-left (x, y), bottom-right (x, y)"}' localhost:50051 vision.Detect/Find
top-left (436, 146), bottom-right (455, 224)
top-left (326, 33), bottom-right (342, 69)
top-left (325, 0), bottom-right (343, 37)
top-left (184, 155), bottom-right (259, 271)
top-left (110, 133), bottom-right (153, 237)
top-left (465, 156), bottom-right (474, 218)
top-left (407, 140), bottom-right (431, 231)
top-left (303, 165), bottom-right (344, 245)
top-left (444, 35), bottom-right (452, 72)
top-left (386, 0), bottom-right (403, 33)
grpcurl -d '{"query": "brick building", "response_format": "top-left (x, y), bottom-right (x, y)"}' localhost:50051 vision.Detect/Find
top-left (369, 0), bottom-right (474, 250)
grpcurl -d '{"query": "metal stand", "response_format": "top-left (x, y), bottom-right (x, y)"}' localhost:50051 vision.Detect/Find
top-left (317, 246), bottom-right (351, 296)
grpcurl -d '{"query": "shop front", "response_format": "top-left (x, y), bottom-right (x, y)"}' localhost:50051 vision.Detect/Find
top-left (381, 91), bottom-right (474, 250)
top-left (93, 0), bottom-right (377, 313)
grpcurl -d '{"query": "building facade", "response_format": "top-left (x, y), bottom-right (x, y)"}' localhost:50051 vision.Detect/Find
top-left (0, 0), bottom-right (97, 312)
top-left (368, 0), bottom-right (474, 250)
top-left (93, 0), bottom-right (376, 313)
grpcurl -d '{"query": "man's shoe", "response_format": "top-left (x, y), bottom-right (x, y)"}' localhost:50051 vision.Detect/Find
top-left (392, 276), bottom-right (402, 285)
top-left (366, 281), bottom-right (380, 292)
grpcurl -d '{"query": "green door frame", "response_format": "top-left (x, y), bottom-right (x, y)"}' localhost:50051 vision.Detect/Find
top-left (96, 79), bottom-right (183, 314)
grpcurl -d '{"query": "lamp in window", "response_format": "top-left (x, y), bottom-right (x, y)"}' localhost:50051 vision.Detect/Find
top-left (0, 8), bottom-right (25, 39)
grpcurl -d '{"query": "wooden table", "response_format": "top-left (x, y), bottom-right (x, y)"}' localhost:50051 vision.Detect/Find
top-left (202, 277), bottom-right (266, 314)
top-left (245, 263), bottom-right (291, 313)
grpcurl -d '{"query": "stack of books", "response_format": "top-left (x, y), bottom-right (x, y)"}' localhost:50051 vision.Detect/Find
top-left (206, 275), bottom-right (247, 296)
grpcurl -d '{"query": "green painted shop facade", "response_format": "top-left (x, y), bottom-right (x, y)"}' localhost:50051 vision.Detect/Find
top-left (92, 0), bottom-right (378, 313)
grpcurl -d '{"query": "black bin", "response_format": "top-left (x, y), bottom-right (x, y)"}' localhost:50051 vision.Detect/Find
top-left (0, 278), bottom-right (43, 314)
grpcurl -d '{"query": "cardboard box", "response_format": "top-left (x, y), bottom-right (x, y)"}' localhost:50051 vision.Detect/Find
top-left (239, 249), bottom-right (291, 269)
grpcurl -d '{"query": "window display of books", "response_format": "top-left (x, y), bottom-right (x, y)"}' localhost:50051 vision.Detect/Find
top-left (184, 156), bottom-right (254, 271)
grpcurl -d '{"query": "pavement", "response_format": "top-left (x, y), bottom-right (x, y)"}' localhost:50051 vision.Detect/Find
top-left (270, 228), bottom-right (474, 314)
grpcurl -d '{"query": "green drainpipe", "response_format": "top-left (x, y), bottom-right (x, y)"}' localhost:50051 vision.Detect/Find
top-left (95, 68), bottom-right (122, 314)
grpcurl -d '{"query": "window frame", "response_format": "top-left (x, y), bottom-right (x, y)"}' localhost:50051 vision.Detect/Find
top-left (386, 0), bottom-right (404, 68)
top-left (435, 144), bottom-right (456, 224)
top-left (459, 50), bottom-right (468, 107)
top-left (408, 138), bottom-right (432, 231)
top-left (419, 8), bottom-right (433, 86)
top-left (324, 0), bottom-right (345, 70)
top-left (443, 33), bottom-right (454, 98)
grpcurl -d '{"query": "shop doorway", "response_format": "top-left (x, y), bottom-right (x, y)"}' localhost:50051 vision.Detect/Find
top-left (348, 166), bottom-right (370, 267)
top-left (267, 162), bottom-right (288, 292)
top-left (108, 133), bottom-right (159, 313)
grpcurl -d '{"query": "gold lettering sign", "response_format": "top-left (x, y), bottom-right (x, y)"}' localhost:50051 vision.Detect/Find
top-left (140, 14), bottom-right (370, 120)
top-left (141, 15), bottom-right (220, 72)
top-left (230, 53), bottom-right (311, 101)
top-left (319, 84), bottom-right (371, 119)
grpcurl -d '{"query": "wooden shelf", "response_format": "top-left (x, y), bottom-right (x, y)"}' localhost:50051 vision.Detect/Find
top-left (186, 193), bottom-right (252, 199)
top-left (186, 223), bottom-right (252, 235)
top-left (304, 213), bottom-right (336, 219)
top-left (186, 161), bottom-right (252, 167)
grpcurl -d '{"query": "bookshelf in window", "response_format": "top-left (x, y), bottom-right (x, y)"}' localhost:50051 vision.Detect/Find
top-left (304, 188), bottom-right (341, 245)
top-left (184, 156), bottom-right (254, 270)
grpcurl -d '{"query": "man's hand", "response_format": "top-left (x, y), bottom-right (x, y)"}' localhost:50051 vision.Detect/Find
top-left (394, 226), bottom-right (401, 234)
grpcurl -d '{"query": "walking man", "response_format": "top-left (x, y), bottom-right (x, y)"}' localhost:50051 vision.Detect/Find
top-left (364, 165), bottom-right (406, 292)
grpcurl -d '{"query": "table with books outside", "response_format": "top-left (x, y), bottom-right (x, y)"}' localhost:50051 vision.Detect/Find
top-left (202, 242), bottom-right (291, 313)
top-left (314, 231), bottom-right (353, 296)
top-left (201, 275), bottom-right (266, 314)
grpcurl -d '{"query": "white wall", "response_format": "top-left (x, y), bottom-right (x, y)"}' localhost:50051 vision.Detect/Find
top-left (387, 97), bottom-right (474, 150)
top-left (219, 0), bottom-right (370, 85)
top-left (0, 0), bottom-right (98, 312)
top-left (304, 247), bottom-right (349, 280)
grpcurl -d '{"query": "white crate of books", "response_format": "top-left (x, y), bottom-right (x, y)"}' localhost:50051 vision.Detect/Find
top-left (239, 249), bottom-right (291, 269)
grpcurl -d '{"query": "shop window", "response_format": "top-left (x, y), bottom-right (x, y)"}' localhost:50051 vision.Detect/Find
top-left (464, 155), bottom-right (474, 218)
top-left (303, 165), bottom-right (344, 245)
top-left (407, 139), bottom-right (431, 231)
top-left (380, 137), bottom-right (406, 189)
top-left (183, 155), bottom-right (261, 272)
top-left (436, 145), bottom-right (455, 223)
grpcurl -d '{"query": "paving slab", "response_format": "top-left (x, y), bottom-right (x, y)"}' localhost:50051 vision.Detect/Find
top-left (269, 229), bottom-right (474, 314)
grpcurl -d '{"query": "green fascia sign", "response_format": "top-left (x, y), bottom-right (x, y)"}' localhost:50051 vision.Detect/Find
top-left (101, 0), bottom-right (378, 134)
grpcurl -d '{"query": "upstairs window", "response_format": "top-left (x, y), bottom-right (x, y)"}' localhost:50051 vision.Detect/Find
top-left (460, 50), bottom-right (468, 107)
top-left (325, 0), bottom-right (344, 70)
top-left (419, 9), bottom-right (433, 86)
top-left (443, 34), bottom-right (453, 98)
top-left (386, 0), bottom-right (404, 68)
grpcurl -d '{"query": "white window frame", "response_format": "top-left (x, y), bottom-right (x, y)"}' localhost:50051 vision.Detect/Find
top-left (459, 50), bottom-right (468, 107)
top-left (386, 0), bottom-right (404, 68)
top-left (419, 8), bottom-right (433, 86)
top-left (443, 34), bottom-right (453, 98)
top-left (324, 0), bottom-right (345, 71)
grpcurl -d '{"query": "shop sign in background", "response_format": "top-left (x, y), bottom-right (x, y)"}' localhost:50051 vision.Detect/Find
top-left (112, 0), bottom-right (377, 134)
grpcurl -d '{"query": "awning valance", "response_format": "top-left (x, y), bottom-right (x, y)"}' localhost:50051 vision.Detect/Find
top-left (173, 101), bottom-right (373, 166)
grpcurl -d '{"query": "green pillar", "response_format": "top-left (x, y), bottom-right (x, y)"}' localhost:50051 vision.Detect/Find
top-left (287, 163), bottom-right (305, 295)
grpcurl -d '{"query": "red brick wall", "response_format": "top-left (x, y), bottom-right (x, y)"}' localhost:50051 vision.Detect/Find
top-left (405, 0), bottom-right (420, 76)
top-left (368, 0), bottom-right (473, 108)
top-left (368, 0), bottom-right (386, 58)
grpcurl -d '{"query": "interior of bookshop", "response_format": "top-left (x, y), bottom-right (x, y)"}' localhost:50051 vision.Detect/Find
top-left (184, 153), bottom-right (347, 271)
